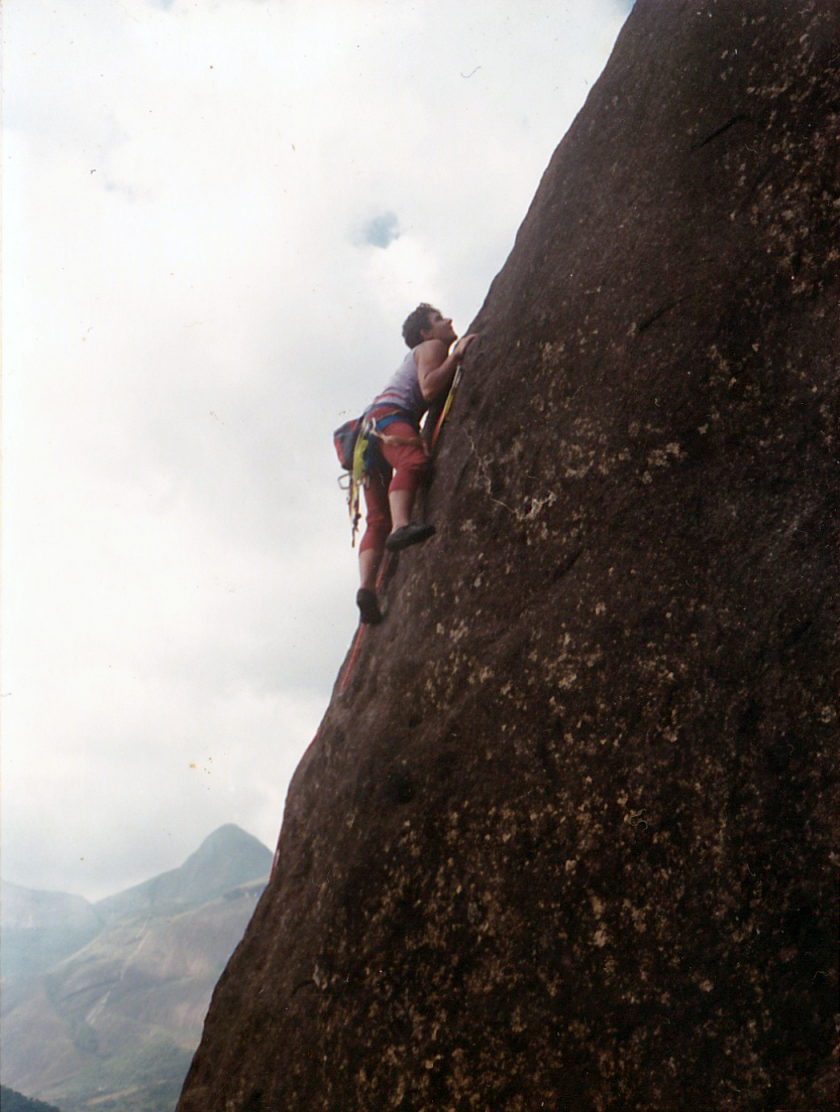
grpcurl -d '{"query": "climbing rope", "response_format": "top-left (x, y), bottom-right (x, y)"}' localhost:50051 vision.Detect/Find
top-left (429, 363), bottom-right (462, 453)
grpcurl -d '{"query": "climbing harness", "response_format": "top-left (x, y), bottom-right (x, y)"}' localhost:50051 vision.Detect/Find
top-left (335, 410), bottom-right (428, 547)
top-left (334, 413), bottom-right (375, 546)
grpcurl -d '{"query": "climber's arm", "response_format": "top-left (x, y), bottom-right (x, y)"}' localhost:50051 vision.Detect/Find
top-left (417, 334), bottom-right (476, 402)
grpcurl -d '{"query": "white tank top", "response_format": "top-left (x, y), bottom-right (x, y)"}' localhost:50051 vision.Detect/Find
top-left (372, 348), bottom-right (426, 425)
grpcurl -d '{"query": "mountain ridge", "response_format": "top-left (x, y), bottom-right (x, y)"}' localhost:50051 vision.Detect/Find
top-left (1, 826), bottom-right (271, 1112)
top-left (1, 884), bottom-right (103, 979)
top-left (0, 1086), bottom-right (63, 1112)
top-left (94, 824), bottom-right (271, 923)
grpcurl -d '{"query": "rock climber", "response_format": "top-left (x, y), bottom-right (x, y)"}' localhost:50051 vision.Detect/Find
top-left (356, 303), bottom-right (476, 624)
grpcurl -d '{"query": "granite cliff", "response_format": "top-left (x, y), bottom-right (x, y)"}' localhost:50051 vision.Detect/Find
top-left (178, 2), bottom-right (839, 1109)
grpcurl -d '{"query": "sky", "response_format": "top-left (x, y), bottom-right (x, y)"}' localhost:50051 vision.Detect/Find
top-left (1, 0), bottom-right (632, 903)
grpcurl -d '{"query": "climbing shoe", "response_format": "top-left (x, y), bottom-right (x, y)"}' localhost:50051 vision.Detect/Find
top-left (356, 588), bottom-right (383, 625)
top-left (385, 523), bottom-right (436, 552)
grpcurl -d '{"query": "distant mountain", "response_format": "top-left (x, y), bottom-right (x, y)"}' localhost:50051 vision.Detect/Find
top-left (0, 1086), bottom-right (63, 1112)
top-left (0, 826), bottom-right (271, 1112)
top-left (94, 824), bottom-right (271, 924)
top-left (0, 884), bottom-right (103, 978)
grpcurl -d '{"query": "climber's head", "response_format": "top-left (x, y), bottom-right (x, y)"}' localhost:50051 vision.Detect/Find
top-left (402, 303), bottom-right (456, 348)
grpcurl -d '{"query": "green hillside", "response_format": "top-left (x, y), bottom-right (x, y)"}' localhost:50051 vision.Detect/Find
top-left (0, 1086), bottom-right (63, 1112)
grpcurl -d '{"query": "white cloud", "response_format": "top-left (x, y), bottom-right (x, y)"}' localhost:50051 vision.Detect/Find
top-left (2, 0), bottom-right (630, 899)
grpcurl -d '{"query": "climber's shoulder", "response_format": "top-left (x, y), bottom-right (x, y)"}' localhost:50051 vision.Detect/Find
top-left (415, 337), bottom-right (449, 369)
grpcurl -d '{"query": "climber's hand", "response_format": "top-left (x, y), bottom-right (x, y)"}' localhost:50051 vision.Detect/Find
top-left (454, 333), bottom-right (477, 361)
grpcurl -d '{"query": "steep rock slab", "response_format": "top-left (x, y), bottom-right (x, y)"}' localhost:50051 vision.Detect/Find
top-left (178, 3), bottom-right (839, 1110)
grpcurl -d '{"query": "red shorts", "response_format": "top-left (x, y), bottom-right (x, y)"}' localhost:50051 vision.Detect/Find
top-left (359, 408), bottom-right (429, 555)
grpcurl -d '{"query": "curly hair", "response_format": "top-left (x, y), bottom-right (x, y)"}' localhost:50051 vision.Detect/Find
top-left (401, 303), bottom-right (438, 349)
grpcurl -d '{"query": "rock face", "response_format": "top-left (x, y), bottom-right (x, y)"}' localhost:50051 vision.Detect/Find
top-left (178, 3), bottom-right (839, 1110)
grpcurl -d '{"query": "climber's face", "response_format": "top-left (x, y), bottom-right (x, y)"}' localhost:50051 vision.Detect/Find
top-left (421, 310), bottom-right (457, 346)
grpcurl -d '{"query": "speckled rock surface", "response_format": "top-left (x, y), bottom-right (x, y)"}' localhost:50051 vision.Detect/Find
top-left (177, 3), bottom-right (839, 1110)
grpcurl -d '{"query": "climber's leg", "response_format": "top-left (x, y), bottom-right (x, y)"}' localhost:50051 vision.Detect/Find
top-left (378, 422), bottom-right (435, 551)
top-left (356, 469), bottom-right (390, 622)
